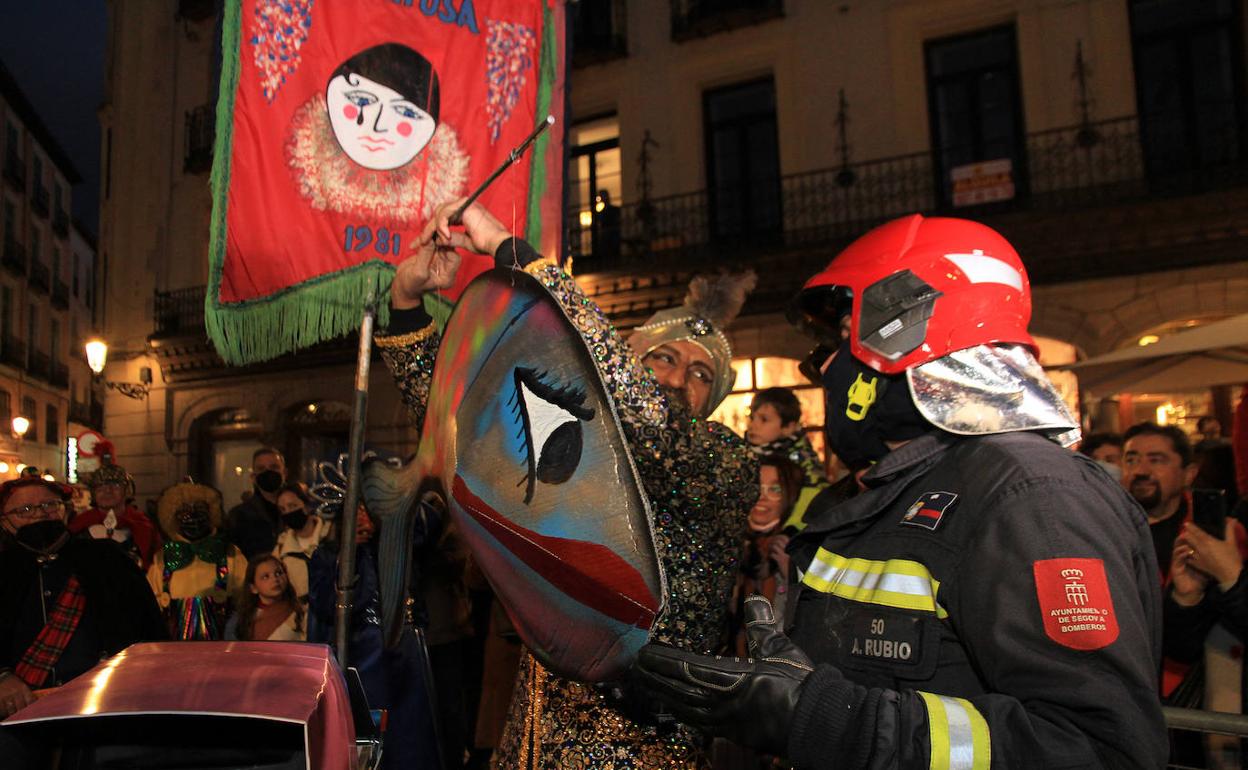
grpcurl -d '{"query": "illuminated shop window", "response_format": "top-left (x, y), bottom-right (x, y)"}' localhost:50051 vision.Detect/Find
top-left (709, 356), bottom-right (826, 460)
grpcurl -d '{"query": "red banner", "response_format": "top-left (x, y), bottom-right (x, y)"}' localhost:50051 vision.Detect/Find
top-left (207, 0), bottom-right (565, 364)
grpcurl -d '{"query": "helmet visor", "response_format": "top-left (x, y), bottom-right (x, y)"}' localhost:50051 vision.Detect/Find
top-left (787, 285), bottom-right (854, 350)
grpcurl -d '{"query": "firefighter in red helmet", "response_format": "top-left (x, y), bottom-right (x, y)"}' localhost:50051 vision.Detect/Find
top-left (635, 215), bottom-right (1166, 769)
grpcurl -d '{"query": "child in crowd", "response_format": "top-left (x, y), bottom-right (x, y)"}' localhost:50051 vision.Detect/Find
top-left (745, 387), bottom-right (828, 529)
top-left (274, 483), bottom-right (326, 602)
top-left (226, 554), bottom-right (306, 641)
top-left (746, 387), bottom-right (827, 483)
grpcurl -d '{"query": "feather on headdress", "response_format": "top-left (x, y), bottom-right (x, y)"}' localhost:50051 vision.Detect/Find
top-left (629, 270), bottom-right (757, 415)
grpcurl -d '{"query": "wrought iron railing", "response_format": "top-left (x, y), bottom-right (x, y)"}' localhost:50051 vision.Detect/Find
top-left (671, 0), bottom-right (784, 41)
top-left (3, 152), bottom-right (24, 190)
top-left (29, 261), bottom-right (49, 292)
top-left (154, 285), bottom-right (207, 337)
top-left (569, 114), bottom-right (1248, 272)
top-left (572, 0), bottom-right (628, 67)
top-left (184, 104), bottom-right (216, 174)
top-left (70, 398), bottom-right (104, 428)
top-left (51, 278), bottom-right (69, 308)
top-left (1, 238), bottom-right (24, 275)
top-left (27, 350), bottom-right (49, 381)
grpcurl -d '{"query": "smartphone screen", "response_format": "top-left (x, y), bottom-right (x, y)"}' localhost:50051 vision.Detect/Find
top-left (1191, 488), bottom-right (1228, 538)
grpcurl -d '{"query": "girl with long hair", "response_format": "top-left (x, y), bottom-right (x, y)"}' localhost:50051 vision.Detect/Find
top-left (227, 554), bottom-right (306, 641)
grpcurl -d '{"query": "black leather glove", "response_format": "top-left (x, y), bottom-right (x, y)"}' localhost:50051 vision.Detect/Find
top-left (632, 595), bottom-right (813, 757)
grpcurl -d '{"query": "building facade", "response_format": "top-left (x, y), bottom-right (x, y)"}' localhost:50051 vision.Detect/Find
top-left (99, 0), bottom-right (1248, 501)
top-left (0, 61), bottom-right (99, 484)
top-left (565, 0), bottom-right (1248, 437)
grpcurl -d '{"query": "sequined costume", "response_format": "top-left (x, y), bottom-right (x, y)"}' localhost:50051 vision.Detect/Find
top-left (146, 482), bottom-right (248, 640)
top-left (378, 245), bottom-right (757, 769)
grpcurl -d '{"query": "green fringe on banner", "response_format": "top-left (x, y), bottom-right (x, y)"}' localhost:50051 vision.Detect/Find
top-left (204, 0), bottom-right (394, 366)
top-left (525, 2), bottom-right (558, 249)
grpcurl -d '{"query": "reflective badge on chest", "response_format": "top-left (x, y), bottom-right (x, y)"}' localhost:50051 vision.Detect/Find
top-left (900, 491), bottom-right (957, 531)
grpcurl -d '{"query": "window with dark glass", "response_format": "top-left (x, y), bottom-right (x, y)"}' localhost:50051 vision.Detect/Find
top-left (50, 318), bottom-right (59, 364)
top-left (1129, 0), bottom-right (1245, 177)
top-left (0, 391), bottom-right (9, 427)
top-left (22, 396), bottom-right (35, 436)
top-left (571, 0), bottom-right (627, 66)
top-left (45, 404), bottom-right (57, 445)
top-left (1, 287), bottom-right (10, 341)
top-left (30, 227), bottom-right (41, 265)
top-left (2, 200), bottom-right (13, 243)
top-left (72, 251), bottom-right (80, 296)
top-left (27, 304), bottom-right (37, 357)
top-left (567, 115), bottom-right (622, 260)
top-left (5, 122), bottom-right (18, 158)
top-left (924, 25), bottom-right (1026, 208)
top-left (703, 77), bottom-right (781, 242)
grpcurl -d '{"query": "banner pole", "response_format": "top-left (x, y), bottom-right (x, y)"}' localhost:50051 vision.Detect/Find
top-left (334, 293), bottom-right (376, 669)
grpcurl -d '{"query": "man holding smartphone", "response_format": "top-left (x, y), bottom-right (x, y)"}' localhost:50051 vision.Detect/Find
top-left (1125, 421), bottom-right (1248, 765)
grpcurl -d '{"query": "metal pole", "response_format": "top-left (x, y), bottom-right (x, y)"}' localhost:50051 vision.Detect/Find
top-left (1163, 706), bottom-right (1248, 738)
top-left (334, 294), bottom-right (376, 669)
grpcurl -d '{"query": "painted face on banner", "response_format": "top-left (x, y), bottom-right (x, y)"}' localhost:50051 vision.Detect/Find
top-left (326, 71), bottom-right (436, 170)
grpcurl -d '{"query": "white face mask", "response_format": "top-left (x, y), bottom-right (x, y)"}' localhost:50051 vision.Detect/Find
top-left (326, 73), bottom-right (436, 170)
top-left (1096, 459), bottom-right (1123, 481)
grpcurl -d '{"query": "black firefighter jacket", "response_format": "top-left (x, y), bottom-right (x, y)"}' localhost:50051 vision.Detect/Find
top-left (784, 431), bottom-right (1166, 769)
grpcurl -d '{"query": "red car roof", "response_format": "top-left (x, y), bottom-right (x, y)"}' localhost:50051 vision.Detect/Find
top-left (4, 641), bottom-right (357, 769)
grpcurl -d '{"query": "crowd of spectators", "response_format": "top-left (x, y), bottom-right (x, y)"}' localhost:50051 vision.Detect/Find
top-left (1, 379), bottom-right (1246, 769)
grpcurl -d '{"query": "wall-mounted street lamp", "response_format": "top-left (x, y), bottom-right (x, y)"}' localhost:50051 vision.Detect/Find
top-left (85, 337), bottom-right (152, 400)
top-left (11, 415), bottom-right (30, 439)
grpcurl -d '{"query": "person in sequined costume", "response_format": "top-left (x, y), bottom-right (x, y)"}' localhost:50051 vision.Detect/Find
top-left (147, 481), bottom-right (248, 640)
top-left (374, 199), bottom-right (758, 769)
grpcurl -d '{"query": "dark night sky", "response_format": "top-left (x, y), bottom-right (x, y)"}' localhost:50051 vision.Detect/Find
top-left (0, 3), bottom-right (107, 237)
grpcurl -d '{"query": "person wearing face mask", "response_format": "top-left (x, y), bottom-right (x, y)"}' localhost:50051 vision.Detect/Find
top-left (0, 473), bottom-right (164, 718)
top-left (634, 214), bottom-right (1167, 769)
top-left (148, 481), bottom-right (248, 640)
top-left (273, 483), bottom-right (325, 602)
top-left (226, 447), bottom-right (288, 559)
top-left (67, 444), bottom-right (159, 570)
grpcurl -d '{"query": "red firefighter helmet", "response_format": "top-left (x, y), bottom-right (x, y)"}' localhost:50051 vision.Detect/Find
top-left (791, 214), bottom-right (1036, 375)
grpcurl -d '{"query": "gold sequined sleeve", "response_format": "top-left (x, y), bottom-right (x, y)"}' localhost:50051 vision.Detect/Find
top-left (375, 323), bottom-right (440, 432)
top-left (523, 259), bottom-right (668, 428)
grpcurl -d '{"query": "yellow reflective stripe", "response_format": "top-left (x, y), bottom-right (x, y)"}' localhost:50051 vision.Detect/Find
top-left (800, 548), bottom-right (949, 618)
top-left (919, 691), bottom-right (991, 770)
top-left (919, 692), bottom-right (951, 770)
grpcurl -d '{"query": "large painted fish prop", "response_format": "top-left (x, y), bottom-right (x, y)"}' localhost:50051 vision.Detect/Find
top-left (362, 267), bottom-right (665, 683)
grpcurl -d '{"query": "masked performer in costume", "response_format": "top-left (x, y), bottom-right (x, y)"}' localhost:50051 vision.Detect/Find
top-left (147, 481), bottom-right (248, 640)
top-left (67, 444), bottom-right (159, 570)
top-left (375, 200), bottom-right (758, 769)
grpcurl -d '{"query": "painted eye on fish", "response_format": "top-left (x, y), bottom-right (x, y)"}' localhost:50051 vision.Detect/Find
top-left (508, 367), bottom-right (596, 504)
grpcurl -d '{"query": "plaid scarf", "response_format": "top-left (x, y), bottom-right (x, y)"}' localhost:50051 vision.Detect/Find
top-left (15, 574), bottom-right (87, 688)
